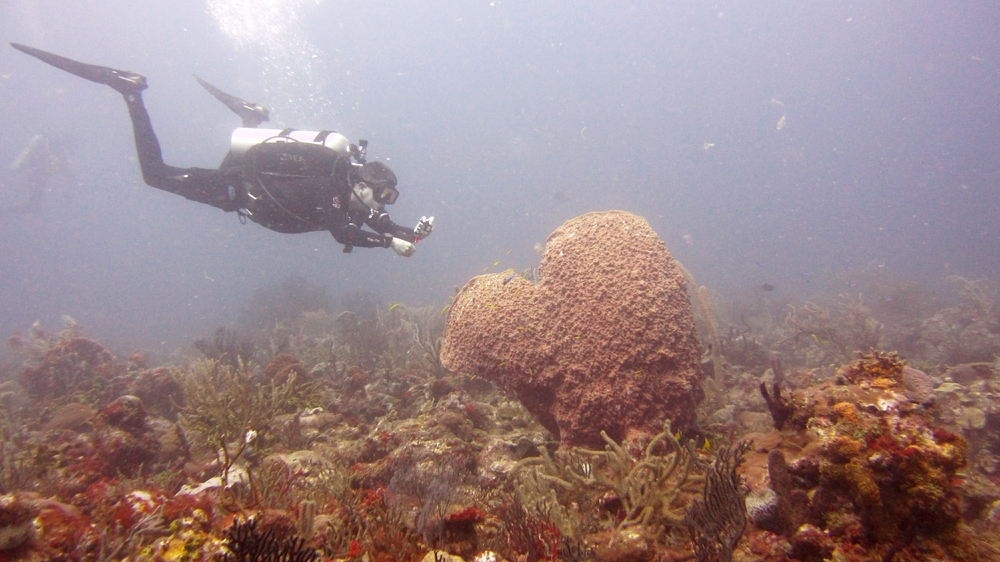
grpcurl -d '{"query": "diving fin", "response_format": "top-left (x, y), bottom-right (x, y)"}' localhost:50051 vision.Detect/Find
top-left (10, 42), bottom-right (147, 95)
top-left (194, 75), bottom-right (269, 128)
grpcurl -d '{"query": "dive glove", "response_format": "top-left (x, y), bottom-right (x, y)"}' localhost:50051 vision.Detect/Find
top-left (414, 216), bottom-right (434, 240)
top-left (390, 237), bottom-right (416, 257)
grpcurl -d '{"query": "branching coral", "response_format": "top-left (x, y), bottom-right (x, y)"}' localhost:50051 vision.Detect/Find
top-left (514, 420), bottom-right (698, 542)
top-left (175, 360), bottom-right (310, 504)
top-left (176, 360), bottom-right (296, 448)
top-left (332, 309), bottom-right (387, 370)
top-left (194, 327), bottom-right (258, 368)
top-left (916, 276), bottom-right (1000, 364)
top-left (779, 295), bottom-right (882, 365)
top-left (948, 275), bottom-right (997, 317)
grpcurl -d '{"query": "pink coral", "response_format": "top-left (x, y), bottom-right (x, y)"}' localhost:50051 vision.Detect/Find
top-left (440, 211), bottom-right (702, 447)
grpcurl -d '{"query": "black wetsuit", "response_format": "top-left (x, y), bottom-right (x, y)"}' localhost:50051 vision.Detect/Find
top-left (123, 92), bottom-right (416, 251)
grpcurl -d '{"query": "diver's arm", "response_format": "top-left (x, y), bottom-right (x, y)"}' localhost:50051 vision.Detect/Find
top-left (330, 222), bottom-right (393, 252)
top-left (330, 219), bottom-right (414, 256)
top-left (365, 212), bottom-right (417, 243)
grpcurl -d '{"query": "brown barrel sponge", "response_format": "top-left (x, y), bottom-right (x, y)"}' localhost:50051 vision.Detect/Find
top-left (440, 211), bottom-right (703, 448)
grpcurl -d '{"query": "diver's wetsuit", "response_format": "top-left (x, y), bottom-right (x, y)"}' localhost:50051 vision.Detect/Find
top-left (123, 92), bottom-right (242, 212)
top-left (124, 91), bottom-right (416, 250)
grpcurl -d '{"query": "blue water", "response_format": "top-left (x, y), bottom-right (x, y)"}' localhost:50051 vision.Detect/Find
top-left (1, 0), bottom-right (997, 357)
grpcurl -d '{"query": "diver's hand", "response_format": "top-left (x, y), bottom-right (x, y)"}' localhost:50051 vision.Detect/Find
top-left (390, 237), bottom-right (416, 257)
top-left (414, 216), bottom-right (434, 240)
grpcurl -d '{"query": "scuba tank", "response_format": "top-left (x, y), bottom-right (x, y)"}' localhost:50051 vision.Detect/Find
top-left (230, 128), bottom-right (352, 159)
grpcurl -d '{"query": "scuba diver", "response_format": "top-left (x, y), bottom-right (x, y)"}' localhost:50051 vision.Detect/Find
top-left (3, 133), bottom-right (75, 215)
top-left (9, 43), bottom-right (433, 256)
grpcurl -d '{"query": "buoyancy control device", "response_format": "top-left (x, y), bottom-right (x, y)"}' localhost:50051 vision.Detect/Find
top-left (230, 129), bottom-right (358, 231)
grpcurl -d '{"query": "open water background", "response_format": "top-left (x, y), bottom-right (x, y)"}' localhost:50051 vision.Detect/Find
top-left (0, 0), bottom-right (997, 357)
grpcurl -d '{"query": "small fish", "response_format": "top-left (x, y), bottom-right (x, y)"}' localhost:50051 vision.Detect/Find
top-left (499, 362), bottom-right (506, 367)
top-left (388, 303), bottom-right (400, 312)
top-left (440, 305), bottom-right (450, 315)
top-left (760, 283), bottom-right (776, 292)
top-left (702, 438), bottom-right (712, 451)
top-left (483, 266), bottom-right (489, 271)
top-left (506, 249), bottom-right (513, 254)
top-left (493, 261), bottom-right (500, 267)
top-left (811, 333), bottom-right (821, 344)
top-left (502, 273), bottom-right (516, 285)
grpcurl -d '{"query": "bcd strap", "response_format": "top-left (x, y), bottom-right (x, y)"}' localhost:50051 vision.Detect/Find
top-left (313, 130), bottom-right (336, 143)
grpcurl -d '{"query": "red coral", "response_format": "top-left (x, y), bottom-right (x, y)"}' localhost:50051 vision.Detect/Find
top-left (446, 506), bottom-right (485, 524)
top-left (265, 353), bottom-right (307, 386)
top-left (92, 397), bottom-right (162, 478)
top-left (20, 337), bottom-right (117, 400)
top-left (127, 366), bottom-right (184, 419)
top-left (162, 492), bottom-right (216, 524)
top-left (34, 498), bottom-right (101, 558)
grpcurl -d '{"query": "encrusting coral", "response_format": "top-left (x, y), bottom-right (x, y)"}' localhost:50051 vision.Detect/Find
top-left (440, 211), bottom-right (703, 448)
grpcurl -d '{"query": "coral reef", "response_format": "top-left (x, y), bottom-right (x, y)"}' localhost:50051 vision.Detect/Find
top-left (237, 274), bottom-right (334, 334)
top-left (5, 225), bottom-right (1000, 561)
top-left (18, 336), bottom-right (121, 402)
top-left (194, 327), bottom-right (258, 368)
top-left (441, 211), bottom-right (703, 448)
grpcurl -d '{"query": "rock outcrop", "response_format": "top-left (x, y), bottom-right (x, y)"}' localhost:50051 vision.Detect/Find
top-left (440, 211), bottom-right (702, 448)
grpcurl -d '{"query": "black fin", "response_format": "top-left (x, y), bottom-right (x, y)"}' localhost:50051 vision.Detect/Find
top-left (10, 42), bottom-right (147, 95)
top-left (194, 75), bottom-right (269, 128)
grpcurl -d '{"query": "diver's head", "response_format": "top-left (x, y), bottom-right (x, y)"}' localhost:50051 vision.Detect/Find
top-left (353, 161), bottom-right (398, 206)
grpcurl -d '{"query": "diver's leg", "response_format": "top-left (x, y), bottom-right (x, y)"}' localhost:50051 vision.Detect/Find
top-left (11, 43), bottom-right (240, 212)
top-left (122, 93), bottom-right (241, 211)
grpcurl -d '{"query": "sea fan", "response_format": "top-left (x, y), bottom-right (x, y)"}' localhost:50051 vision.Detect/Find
top-left (221, 518), bottom-right (318, 562)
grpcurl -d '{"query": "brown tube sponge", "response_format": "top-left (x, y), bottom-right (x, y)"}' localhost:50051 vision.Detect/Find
top-left (440, 211), bottom-right (703, 448)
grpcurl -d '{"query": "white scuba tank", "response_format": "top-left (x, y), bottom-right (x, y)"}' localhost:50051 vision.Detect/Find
top-left (229, 128), bottom-right (352, 159)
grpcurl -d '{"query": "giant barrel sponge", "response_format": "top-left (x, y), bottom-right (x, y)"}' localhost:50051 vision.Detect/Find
top-left (441, 211), bottom-right (703, 448)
